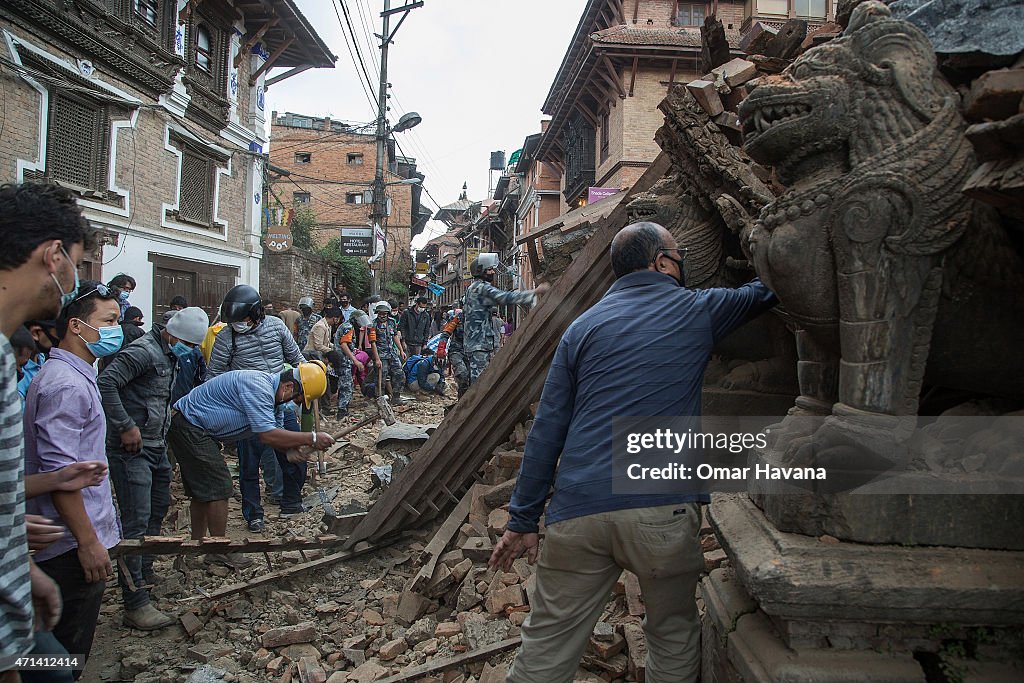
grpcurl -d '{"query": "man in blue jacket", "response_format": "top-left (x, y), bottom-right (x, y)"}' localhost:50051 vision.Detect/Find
top-left (489, 222), bottom-right (778, 683)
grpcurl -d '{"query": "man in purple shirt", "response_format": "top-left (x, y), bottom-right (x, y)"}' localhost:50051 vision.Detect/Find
top-left (24, 282), bottom-right (123, 677)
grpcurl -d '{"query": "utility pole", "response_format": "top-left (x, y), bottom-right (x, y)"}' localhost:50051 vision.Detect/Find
top-left (372, 0), bottom-right (423, 294)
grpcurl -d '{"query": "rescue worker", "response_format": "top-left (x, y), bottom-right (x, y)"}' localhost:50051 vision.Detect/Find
top-left (367, 301), bottom-right (406, 404)
top-left (208, 285), bottom-right (305, 530)
top-left (436, 306), bottom-right (469, 398)
top-left (332, 311), bottom-right (369, 418)
top-left (462, 254), bottom-right (547, 385)
top-left (168, 363), bottom-right (334, 565)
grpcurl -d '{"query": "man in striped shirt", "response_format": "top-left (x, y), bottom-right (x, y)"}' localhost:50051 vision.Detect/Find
top-left (0, 183), bottom-right (96, 679)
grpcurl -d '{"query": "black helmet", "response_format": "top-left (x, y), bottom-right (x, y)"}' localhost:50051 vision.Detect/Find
top-left (470, 258), bottom-right (485, 278)
top-left (220, 284), bottom-right (263, 323)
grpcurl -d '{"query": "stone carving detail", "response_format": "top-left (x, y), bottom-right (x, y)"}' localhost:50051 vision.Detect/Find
top-left (733, 1), bottom-right (1024, 545)
top-left (739, 1), bottom-right (1024, 432)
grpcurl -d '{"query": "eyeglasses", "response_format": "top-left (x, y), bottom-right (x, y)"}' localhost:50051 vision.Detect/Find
top-left (658, 247), bottom-right (688, 259)
top-left (69, 283), bottom-right (112, 305)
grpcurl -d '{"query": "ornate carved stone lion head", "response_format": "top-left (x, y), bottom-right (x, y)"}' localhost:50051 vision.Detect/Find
top-left (738, 1), bottom-right (954, 184)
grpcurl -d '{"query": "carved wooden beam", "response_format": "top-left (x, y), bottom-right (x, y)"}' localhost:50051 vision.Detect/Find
top-left (574, 100), bottom-right (601, 129)
top-left (249, 36), bottom-right (292, 86)
top-left (632, 0), bottom-right (640, 23)
top-left (598, 55), bottom-right (627, 99)
top-left (611, 0), bottom-right (626, 24)
top-left (265, 64), bottom-right (311, 87)
top-left (669, 58), bottom-right (678, 85)
top-left (629, 56), bottom-right (639, 96)
top-left (235, 17), bottom-right (279, 67)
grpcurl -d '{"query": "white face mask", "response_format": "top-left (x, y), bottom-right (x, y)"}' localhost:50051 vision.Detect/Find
top-left (231, 321), bottom-right (252, 334)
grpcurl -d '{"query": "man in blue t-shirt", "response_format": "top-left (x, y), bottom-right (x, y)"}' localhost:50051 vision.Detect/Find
top-left (168, 365), bottom-right (334, 568)
top-left (490, 222), bottom-right (778, 683)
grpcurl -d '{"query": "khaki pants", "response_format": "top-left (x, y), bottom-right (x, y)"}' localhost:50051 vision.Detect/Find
top-left (508, 503), bottom-right (704, 683)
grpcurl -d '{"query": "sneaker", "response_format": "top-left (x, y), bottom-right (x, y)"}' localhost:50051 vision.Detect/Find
top-left (123, 604), bottom-right (175, 631)
top-left (248, 518), bottom-right (266, 533)
top-left (335, 407), bottom-right (348, 419)
top-left (204, 553), bottom-right (254, 569)
top-left (279, 506), bottom-right (306, 518)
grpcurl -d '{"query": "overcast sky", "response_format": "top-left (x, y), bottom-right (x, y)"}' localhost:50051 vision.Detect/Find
top-left (265, 0), bottom-right (587, 249)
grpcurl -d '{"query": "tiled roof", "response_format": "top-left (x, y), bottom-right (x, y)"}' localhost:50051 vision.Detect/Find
top-left (590, 25), bottom-right (741, 49)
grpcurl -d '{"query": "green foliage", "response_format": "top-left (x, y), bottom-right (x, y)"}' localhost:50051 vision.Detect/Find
top-left (317, 237), bottom-right (372, 302)
top-left (382, 269), bottom-right (410, 298)
top-left (290, 206), bottom-right (317, 251)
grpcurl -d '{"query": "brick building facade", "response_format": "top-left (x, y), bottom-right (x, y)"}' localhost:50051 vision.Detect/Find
top-left (0, 1), bottom-right (334, 322)
top-left (259, 246), bottom-right (343, 311)
top-left (267, 111), bottom-right (429, 296)
top-left (506, 0), bottom-right (834, 286)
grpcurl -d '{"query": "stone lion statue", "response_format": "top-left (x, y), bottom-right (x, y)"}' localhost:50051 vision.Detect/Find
top-left (737, 1), bottom-right (1024, 462)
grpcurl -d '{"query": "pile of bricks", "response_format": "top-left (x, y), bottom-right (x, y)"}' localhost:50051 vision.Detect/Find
top-left (376, 417), bottom-right (728, 683)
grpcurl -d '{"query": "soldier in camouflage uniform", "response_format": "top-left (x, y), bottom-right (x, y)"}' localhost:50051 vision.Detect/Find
top-left (368, 301), bottom-right (407, 404)
top-left (461, 255), bottom-right (546, 386)
top-left (437, 307), bottom-right (469, 398)
top-left (332, 310), bottom-right (368, 418)
top-left (295, 296), bottom-right (322, 350)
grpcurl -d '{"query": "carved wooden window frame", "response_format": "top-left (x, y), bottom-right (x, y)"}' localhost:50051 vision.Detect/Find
top-left (99, 0), bottom-right (177, 53)
top-left (43, 89), bottom-right (113, 195)
top-left (168, 133), bottom-right (229, 232)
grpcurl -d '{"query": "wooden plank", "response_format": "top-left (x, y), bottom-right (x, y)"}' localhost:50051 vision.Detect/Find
top-left (191, 540), bottom-right (393, 601)
top-left (409, 485), bottom-right (477, 593)
top-left (345, 153), bottom-right (672, 547)
top-left (374, 637), bottom-right (522, 683)
top-left (629, 56), bottom-right (639, 97)
top-left (527, 239), bottom-right (541, 277)
top-left (110, 534), bottom-right (343, 557)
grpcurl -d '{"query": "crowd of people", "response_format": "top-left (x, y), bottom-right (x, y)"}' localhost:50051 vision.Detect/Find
top-left (0, 178), bottom-right (782, 683)
top-left (0, 181), bottom-right (550, 681)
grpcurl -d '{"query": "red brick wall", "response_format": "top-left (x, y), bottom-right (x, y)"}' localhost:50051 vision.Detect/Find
top-left (268, 121), bottom-right (414, 269)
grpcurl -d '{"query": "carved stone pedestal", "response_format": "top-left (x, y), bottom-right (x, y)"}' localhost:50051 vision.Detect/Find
top-left (702, 495), bottom-right (1024, 682)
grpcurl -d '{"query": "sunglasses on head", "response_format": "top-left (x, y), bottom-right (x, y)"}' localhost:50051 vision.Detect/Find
top-left (69, 283), bottom-right (112, 305)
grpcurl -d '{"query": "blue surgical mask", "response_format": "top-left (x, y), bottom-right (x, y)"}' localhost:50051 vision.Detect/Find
top-left (171, 341), bottom-right (193, 359)
top-left (118, 290), bottom-right (131, 302)
top-left (76, 320), bottom-right (124, 358)
top-left (51, 246), bottom-right (80, 311)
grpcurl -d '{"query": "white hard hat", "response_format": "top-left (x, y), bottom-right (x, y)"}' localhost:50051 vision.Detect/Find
top-left (165, 307), bottom-right (210, 345)
top-left (374, 301), bottom-right (392, 313)
top-left (298, 296), bottom-right (314, 308)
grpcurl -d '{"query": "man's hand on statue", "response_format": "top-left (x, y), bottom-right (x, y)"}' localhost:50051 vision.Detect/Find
top-left (489, 530), bottom-right (539, 572)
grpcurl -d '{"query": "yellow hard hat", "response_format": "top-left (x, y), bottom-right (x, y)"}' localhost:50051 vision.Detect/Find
top-left (294, 361), bottom-right (328, 408)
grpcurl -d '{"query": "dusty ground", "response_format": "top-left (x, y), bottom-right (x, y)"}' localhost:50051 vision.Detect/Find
top-left (86, 385), bottom-right (457, 682)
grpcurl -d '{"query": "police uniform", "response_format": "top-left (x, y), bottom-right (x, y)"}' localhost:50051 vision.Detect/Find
top-left (463, 280), bottom-right (535, 385)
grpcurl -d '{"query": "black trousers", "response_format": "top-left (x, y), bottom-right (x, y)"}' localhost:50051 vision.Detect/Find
top-left (35, 549), bottom-right (107, 680)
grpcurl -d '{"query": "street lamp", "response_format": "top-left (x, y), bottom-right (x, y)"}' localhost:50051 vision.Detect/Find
top-left (392, 111), bottom-right (422, 134)
top-left (386, 177), bottom-right (422, 186)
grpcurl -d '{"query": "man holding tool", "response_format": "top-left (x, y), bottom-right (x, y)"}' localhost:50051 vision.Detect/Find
top-left (168, 363), bottom-right (334, 567)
